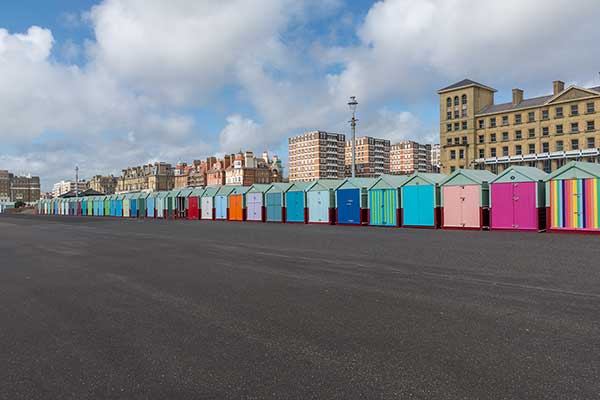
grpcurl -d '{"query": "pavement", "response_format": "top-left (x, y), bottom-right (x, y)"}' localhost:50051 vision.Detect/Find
top-left (1, 214), bottom-right (599, 399)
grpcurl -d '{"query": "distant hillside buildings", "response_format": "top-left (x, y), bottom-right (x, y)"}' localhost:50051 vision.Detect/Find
top-left (0, 170), bottom-right (40, 202)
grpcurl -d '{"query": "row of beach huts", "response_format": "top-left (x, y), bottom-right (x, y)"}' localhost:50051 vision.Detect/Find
top-left (36, 161), bottom-right (600, 234)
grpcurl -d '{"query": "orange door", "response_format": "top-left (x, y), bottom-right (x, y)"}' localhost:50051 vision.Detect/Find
top-left (229, 195), bottom-right (243, 220)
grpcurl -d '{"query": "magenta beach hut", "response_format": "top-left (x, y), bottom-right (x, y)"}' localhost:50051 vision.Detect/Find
top-left (489, 166), bottom-right (548, 231)
top-left (440, 169), bottom-right (496, 230)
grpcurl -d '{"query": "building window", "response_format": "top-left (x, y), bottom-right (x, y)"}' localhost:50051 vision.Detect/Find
top-left (556, 124), bottom-right (564, 134)
top-left (556, 141), bottom-right (564, 151)
top-left (447, 138), bottom-right (452, 145)
top-left (543, 159), bottom-right (551, 173)
top-left (542, 109), bottom-right (549, 120)
top-left (459, 149), bottom-right (464, 159)
top-left (462, 136), bottom-right (468, 144)
top-left (571, 104), bottom-right (579, 116)
top-left (515, 130), bottom-right (522, 140)
top-left (490, 117), bottom-right (497, 128)
top-left (479, 149), bottom-right (485, 158)
top-left (491, 164), bottom-right (498, 174)
top-left (571, 139), bottom-right (579, 150)
top-left (556, 159), bottom-right (565, 168)
top-left (515, 145), bottom-right (522, 155)
top-left (490, 148), bottom-right (497, 157)
top-left (462, 121), bottom-right (468, 130)
top-left (454, 110), bottom-right (459, 118)
top-left (502, 132), bottom-right (509, 141)
top-left (447, 111), bottom-right (452, 120)
top-left (490, 133), bottom-right (497, 142)
top-left (542, 127), bottom-right (549, 136)
top-left (587, 137), bottom-right (596, 149)
top-left (454, 96), bottom-right (459, 106)
top-left (502, 115), bottom-right (509, 126)
top-left (515, 114), bottom-right (522, 124)
top-left (587, 102), bottom-right (595, 114)
top-left (478, 119), bottom-right (485, 129)
top-left (450, 166), bottom-right (456, 172)
top-left (461, 94), bottom-right (467, 105)
top-left (478, 135), bottom-right (484, 144)
top-left (555, 107), bottom-right (563, 118)
top-left (502, 146), bottom-right (509, 156)
top-left (571, 122), bottom-right (579, 133)
top-left (461, 109), bottom-right (468, 117)
top-left (528, 143), bottom-right (535, 154)
top-left (587, 121), bottom-right (595, 131)
top-left (542, 142), bottom-right (549, 153)
top-left (528, 111), bottom-right (535, 122)
top-left (446, 97), bottom-right (452, 107)
top-left (454, 122), bottom-right (460, 131)
top-left (447, 123), bottom-right (452, 132)
top-left (454, 137), bottom-right (460, 144)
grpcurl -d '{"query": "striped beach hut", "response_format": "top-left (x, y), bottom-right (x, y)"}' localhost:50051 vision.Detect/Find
top-left (546, 161), bottom-right (600, 233)
top-left (368, 175), bottom-right (410, 227)
top-left (176, 188), bottom-right (194, 219)
top-left (401, 173), bottom-right (447, 228)
top-left (440, 169), bottom-right (496, 230)
top-left (490, 166), bottom-right (548, 231)
top-left (265, 183), bottom-right (294, 223)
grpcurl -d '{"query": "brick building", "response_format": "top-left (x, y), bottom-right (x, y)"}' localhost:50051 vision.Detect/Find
top-left (390, 140), bottom-right (433, 175)
top-left (225, 151), bottom-right (282, 186)
top-left (0, 170), bottom-right (41, 202)
top-left (344, 136), bottom-right (390, 177)
top-left (288, 131), bottom-right (346, 182)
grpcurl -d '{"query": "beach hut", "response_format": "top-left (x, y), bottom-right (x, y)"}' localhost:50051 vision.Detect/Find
top-left (367, 175), bottom-right (410, 227)
top-left (489, 166), bottom-right (548, 231)
top-left (122, 194), bottom-right (132, 218)
top-left (155, 191), bottom-right (169, 218)
top-left (185, 188), bottom-right (204, 220)
top-left (146, 192), bottom-right (159, 218)
top-left (306, 180), bottom-right (343, 224)
top-left (176, 188), bottom-right (194, 219)
top-left (215, 186), bottom-right (236, 220)
top-left (546, 161), bottom-right (600, 233)
top-left (104, 196), bottom-right (110, 216)
top-left (201, 187), bottom-right (219, 220)
top-left (265, 183), bottom-right (294, 223)
top-left (246, 184), bottom-right (273, 222)
top-left (229, 186), bottom-right (250, 221)
top-left (81, 197), bottom-right (88, 216)
top-left (401, 173), bottom-right (447, 228)
top-left (165, 190), bottom-right (180, 219)
top-left (115, 194), bottom-right (125, 217)
top-left (440, 169), bottom-right (496, 230)
top-left (135, 192), bottom-right (149, 218)
top-left (336, 178), bottom-right (379, 225)
top-left (285, 182), bottom-right (310, 223)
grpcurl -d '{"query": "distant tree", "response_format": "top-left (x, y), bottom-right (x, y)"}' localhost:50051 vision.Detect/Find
top-left (14, 201), bottom-right (26, 208)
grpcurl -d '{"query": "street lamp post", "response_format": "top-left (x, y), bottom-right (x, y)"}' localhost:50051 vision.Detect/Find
top-left (75, 166), bottom-right (79, 212)
top-left (348, 96), bottom-right (358, 178)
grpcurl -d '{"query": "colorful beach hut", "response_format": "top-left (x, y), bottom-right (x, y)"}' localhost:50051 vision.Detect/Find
top-left (146, 192), bottom-right (159, 218)
top-left (306, 180), bottom-right (343, 224)
top-left (490, 166), bottom-right (548, 231)
top-left (264, 183), bottom-right (293, 222)
top-left (186, 188), bottom-right (204, 220)
top-left (175, 188), bottom-right (194, 219)
top-left (135, 192), bottom-right (149, 218)
top-left (546, 161), bottom-right (600, 233)
top-left (367, 175), bottom-right (410, 227)
top-left (246, 184), bottom-right (273, 222)
top-left (229, 186), bottom-right (250, 221)
top-left (440, 169), bottom-right (496, 230)
top-left (401, 173), bottom-right (447, 228)
top-left (155, 191), bottom-right (169, 218)
top-left (336, 178), bottom-right (379, 225)
top-left (201, 187), bottom-right (219, 220)
top-left (215, 186), bottom-right (236, 220)
top-left (285, 182), bottom-right (310, 223)
top-left (122, 194), bottom-right (132, 217)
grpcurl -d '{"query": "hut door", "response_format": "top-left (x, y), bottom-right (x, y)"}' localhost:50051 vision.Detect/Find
top-left (461, 185), bottom-right (480, 228)
top-left (512, 182), bottom-right (536, 230)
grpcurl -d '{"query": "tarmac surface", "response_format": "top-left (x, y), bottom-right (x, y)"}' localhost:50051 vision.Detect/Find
top-left (1, 214), bottom-right (599, 399)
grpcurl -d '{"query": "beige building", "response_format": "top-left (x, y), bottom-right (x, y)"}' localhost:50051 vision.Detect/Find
top-left (87, 175), bottom-right (117, 195)
top-left (174, 160), bottom-right (208, 189)
top-left (288, 131), bottom-right (346, 182)
top-left (53, 180), bottom-right (87, 198)
top-left (116, 162), bottom-right (174, 193)
top-left (438, 79), bottom-right (600, 174)
top-left (225, 151), bottom-right (282, 186)
top-left (390, 140), bottom-right (432, 175)
top-left (344, 136), bottom-right (390, 177)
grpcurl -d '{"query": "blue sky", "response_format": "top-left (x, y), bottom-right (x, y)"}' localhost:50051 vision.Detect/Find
top-left (0, 0), bottom-right (599, 190)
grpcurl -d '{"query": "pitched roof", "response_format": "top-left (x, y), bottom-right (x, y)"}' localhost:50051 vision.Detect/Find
top-left (441, 169), bottom-right (496, 186)
top-left (546, 161), bottom-right (600, 181)
top-left (369, 174), bottom-right (410, 189)
top-left (403, 172), bottom-right (448, 186)
top-left (490, 166), bottom-right (548, 183)
top-left (437, 79), bottom-right (497, 94)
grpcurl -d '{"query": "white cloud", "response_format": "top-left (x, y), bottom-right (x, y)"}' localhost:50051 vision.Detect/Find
top-left (361, 109), bottom-right (437, 144)
top-left (219, 114), bottom-right (263, 152)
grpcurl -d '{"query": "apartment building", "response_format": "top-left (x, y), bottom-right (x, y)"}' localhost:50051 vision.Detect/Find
top-left (430, 144), bottom-right (441, 172)
top-left (390, 140), bottom-right (432, 175)
top-left (116, 162), bottom-right (174, 193)
top-left (174, 160), bottom-right (209, 189)
top-left (53, 180), bottom-right (87, 198)
top-left (225, 151), bottom-right (283, 186)
top-left (344, 136), bottom-right (390, 177)
top-left (87, 175), bottom-right (118, 195)
top-left (1, 170), bottom-right (41, 203)
top-left (288, 131), bottom-right (346, 182)
top-left (438, 79), bottom-right (600, 174)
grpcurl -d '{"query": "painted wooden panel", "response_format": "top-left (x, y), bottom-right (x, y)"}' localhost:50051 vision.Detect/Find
top-left (403, 185), bottom-right (435, 227)
top-left (285, 191), bottom-right (305, 222)
top-left (550, 178), bottom-right (600, 230)
top-left (461, 185), bottom-right (480, 228)
top-left (123, 199), bottom-right (130, 217)
top-left (131, 199), bottom-right (138, 218)
top-left (266, 193), bottom-right (282, 222)
top-left (215, 195), bottom-right (228, 220)
top-left (307, 191), bottom-right (330, 223)
top-left (337, 188), bottom-right (361, 224)
top-left (369, 189), bottom-right (396, 226)
top-left (201, 197), bottom-right (213, 220)
top-left (246, 192), bottom-right (263, 221)
top-left (443, 185), bottom-right (480, 228)
top-left (188, 197), bottom-right (199, 220)
top-left (147, 198), bottom-right (155, 218)
top-left (513, 182), bottom-right (537, 230)
top-left (229, 194), bottom-right (244, 221)
top-left (490, 183), bottom-right (514, 229)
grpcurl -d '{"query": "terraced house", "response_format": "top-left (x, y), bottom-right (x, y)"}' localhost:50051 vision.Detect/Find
top-left (438, 79), bottom-right (600, 174)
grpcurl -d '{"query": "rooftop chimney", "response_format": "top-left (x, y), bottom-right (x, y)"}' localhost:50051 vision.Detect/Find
top-left (512, 88), bottom-right (523, 106)
top-left (553, 80), bottom-right (565, 95)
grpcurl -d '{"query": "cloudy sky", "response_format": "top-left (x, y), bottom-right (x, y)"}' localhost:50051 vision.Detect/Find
top-left (1, 0), bottom-right (599, 190)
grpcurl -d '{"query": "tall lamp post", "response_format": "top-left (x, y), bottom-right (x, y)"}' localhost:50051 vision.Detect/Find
top-left (348, 96), bottom-right (358, 178)
top-left (75, 166), bottom-right (79, 212)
